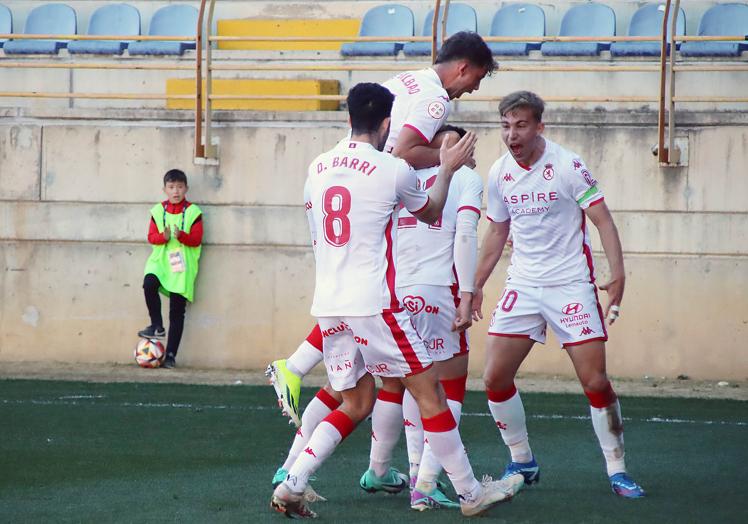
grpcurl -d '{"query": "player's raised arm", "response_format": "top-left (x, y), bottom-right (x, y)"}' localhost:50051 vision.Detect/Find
top-left (585, 201), bottom-right (625, 324)
top-left (412, 131), bottom-right (477, 224)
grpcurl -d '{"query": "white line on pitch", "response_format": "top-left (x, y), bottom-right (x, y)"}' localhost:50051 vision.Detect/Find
top-left (1, 398), bottom-right (745, 427)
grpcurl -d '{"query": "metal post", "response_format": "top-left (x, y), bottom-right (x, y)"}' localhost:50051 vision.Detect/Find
top-left (431, 0), bottom-right (441, 64)
top-left (194, 0), bottom-right (207, 159)
top-left (667, 0), bottom-right (681, 165)
top-left (204, 0), bottom-right (218, 161)
top-left (657, 0), bottom-right (671, 164)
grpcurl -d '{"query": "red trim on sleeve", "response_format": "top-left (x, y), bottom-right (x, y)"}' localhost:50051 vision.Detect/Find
top-left (486, 384), bottom-right (518, 403)
top-left (411, 196), bottom-right (430, 215)
top-left (587, 197), bottom-right (605, 208)
top-left (457, 205), bottom-right (481, 216)
top-left (306, 324), bottom-right (323, 352)
top-left (147, 218), bottom-right (168, 245)
top-left (377, 389), bottom-right (405, 404)
top-left (584, 382), bottom-right (617, 408)
top-left (402, 123), bottom-right (429, 144)
top-left (315, 388), bottom-right (342, 411)
top-left (176, 215), bottom-right (203, 247)
top-left (322, 410), bottom-right (356, 440)
top-left (421, 408), bottom-right (457, 433)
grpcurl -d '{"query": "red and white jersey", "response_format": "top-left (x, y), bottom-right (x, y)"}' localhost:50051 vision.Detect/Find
top-left (382, 69), bottom-right (451, 153)
top-left (397, 166), bottom-right (483, 287)
top-left (305, 140), bottom-right (429, 317)
top-left (486, 138), bottom-right (605, 287)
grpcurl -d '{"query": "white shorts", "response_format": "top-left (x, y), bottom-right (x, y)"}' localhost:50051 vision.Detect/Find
top-left (398, 284), bottom-right (469, 362)
top-left (318, 311), bottom-right (432, 392)
top-left (487, 281), bottom-right (608, 347)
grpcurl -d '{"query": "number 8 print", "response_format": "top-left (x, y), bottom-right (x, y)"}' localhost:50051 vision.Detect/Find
top-left (323, 186), bottom-right (352, 247)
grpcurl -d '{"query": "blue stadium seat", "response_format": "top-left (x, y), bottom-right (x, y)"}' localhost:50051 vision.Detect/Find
top-left (127, 4), bottom-right (197, 56)
top-left (0, 4), bottom-right (11, 48)
top-left (541, 2), bottom-right (615, 56)
top-left (611, 3), bottom-right (685, 57)
top-left (341, 4), bottom-right (413, 56)
top-left (68, 4), bottom-right (140, 55)
top-left (488, 3), bottom-right (545, 56)
top-left (3, 4), bottom-right (76, 54)
top-left (403, 3), bottom-right (477, 56)
top-left (680, 3), bottom-right (748, 57)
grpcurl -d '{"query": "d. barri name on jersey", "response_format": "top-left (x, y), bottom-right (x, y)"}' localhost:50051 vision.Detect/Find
top-left (316, 155), bottom-right (378, 176)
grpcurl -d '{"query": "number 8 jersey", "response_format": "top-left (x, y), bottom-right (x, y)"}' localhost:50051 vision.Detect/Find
top-left (304, 139), bottom-right (429, 317)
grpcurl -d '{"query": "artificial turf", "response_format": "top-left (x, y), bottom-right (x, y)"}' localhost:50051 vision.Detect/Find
top-left (1, 379), bottom-right (746, 523)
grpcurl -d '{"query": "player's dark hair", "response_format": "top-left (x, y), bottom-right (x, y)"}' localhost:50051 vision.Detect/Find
top-left (163, 169), bottom-right (188, 185)
top-left (347, 83), bottom-right (395, 135)
top-left (499, 91), bottom-right (545, 122)
top-left (435, 31), bottom-right (497, 75)
top-left (437, 125), bottom-right (468, 138)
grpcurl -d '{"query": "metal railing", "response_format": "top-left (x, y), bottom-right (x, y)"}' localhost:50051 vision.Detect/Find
top-left (0, 0), bottom-right (745, 166)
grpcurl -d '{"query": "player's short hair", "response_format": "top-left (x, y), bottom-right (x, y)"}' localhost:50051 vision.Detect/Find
top-left (499, 91), bottom-right (545, 122)
top-left (435, 31), bottom-right (497, 75)
top-left (347, 83), bottom-right (395, 135)
top-left (436, 124), bottom-right (467, 138)
top-left (163, 169), bottom-right (188, 185)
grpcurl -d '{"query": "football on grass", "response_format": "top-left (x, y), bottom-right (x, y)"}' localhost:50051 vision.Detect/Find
top-left (135, 338), bottom-right (165, 368)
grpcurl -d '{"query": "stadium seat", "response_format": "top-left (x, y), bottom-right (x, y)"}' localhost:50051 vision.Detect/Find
top-left (680, 3), bottom-right (748, 57)
top-left (341, 4), bottom-right (414, 56)
top-left (487, 3), bottom-right (545, 56)
top-left (0, 4), bottom-right (11, 48)
top-left (3, 4), bottom-right (76, 55)
top-left (127, 4), bottom-right (197, 56)
top-left (403, 3), bottom-right (477, 56)
top-left (611, 3), bottom-right (685, 57)
top-left (541, 2), bottom-right (615, 56)
top-left (68, 4), bottom-right (140, 55)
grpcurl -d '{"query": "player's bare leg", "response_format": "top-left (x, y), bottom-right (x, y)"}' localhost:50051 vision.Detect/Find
top-left (483, 335), bottom-right (540, 484)
top-left (403, 365), bottom-right (523, 516)
top-left (565, 341), bottom-right (645, 498)
top-left (360, 377), bottom-right (409, 494)
top-left (272, 374), bottom-right (376, 518)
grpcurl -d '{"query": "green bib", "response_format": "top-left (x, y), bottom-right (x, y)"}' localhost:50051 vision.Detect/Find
top-left (144, 202), bottom-right (202, 302)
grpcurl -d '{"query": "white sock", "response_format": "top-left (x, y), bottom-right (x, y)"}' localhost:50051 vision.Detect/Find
top-left (368, 390), bottom-right (404, 477)
top-left (402, 390), bottom-right (423, 482)
top-left (487, 385), bottom-right (533, 463)
top-left (421, 409), bottom-right (480, 499)
top-left (590, 400), bottom-right (626, 476)
top-left (286, 326), bottom-right (324, 377)
top-left (284, 410), bottom-right (354, 493)
top-left (416, 399), bottom-right (464, 491)
top-left (281, 389), bottom-right (339, 471)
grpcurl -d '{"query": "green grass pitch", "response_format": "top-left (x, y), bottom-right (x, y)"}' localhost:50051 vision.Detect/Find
top-left (1, 379), bottom-right (746, 522)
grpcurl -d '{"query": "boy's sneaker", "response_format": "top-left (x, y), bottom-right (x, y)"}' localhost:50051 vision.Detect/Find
top-left (162, 354), bottom-right (176, 369)
top-left (359, 468), bottom-right (409, 494)
top-left (272, 467), bottom-right (288, 488)
top-left (610, 473), bottom-right (646, 498)
top-left (502, 457), bottom-right (540, 485)
top-left (138, 325), bottom-right (165, 339)
top-left (459, 474), bottom-right (524, 517)
top-left (410, 486), bottom-right (460, 511)
top-left (265, 359), bottom-right (302, 427)
top-left (270, 482), bottom-right (318, 519)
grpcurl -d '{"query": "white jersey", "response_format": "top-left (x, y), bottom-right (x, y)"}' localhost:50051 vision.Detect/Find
top-left (486, 138), bottom-right (605, 286)
top-left (305, 139), bottom-right (429, 317)
top-left (397, 166), bottom-right (483, 288)
top-left (382, 69), bottom-right (451, 154)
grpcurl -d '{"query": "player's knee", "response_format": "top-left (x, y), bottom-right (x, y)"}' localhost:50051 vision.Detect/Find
top-left (143, 273), bottom-right (160, 290)
top-left (580, 373), bottom-right (610, 393)
top-left (483, 367), bottom-right (513, 392)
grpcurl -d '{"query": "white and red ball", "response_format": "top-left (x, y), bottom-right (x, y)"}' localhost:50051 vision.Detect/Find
top-left (134, 338), bottom-right (165, 368)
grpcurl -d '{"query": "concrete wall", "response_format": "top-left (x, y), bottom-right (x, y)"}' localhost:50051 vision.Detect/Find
top-left (1, 108), bottom-right (746, 380)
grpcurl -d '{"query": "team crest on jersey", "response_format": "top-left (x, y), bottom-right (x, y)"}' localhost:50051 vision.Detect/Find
top-left (581, 169), bottom-right (597, 187)
top-left (543, 163), bottom-right (555, 180)
top-left (573, 159), bottom-right (582, 170)
top-left (427, 101), bottom-right (446, 119)
top-left (503, 173), bottom-right (515, 182)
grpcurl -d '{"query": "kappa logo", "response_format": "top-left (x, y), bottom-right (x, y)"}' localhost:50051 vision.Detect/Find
top-left (543, 163), bottom-right (555, 180)
top-left (403, 419), bottom-right (416, 428)
top-left (304, 447), bottom-right (317, 458)
top-left (371, 431), bottom-right (378, 441)
top-left (573, 159), bottom-right (582, 170)
top-left (503, 173), bottom-right (515, 182)
top-left (562, 302), bottom-right (584, 315)
top-left (496, 420), bottom-right (508, 430)
top-left (296, 428), bottom-right (303, 437)
top-left (580, 327), bottom-right (594, 336)
top-left (427, 100), bottom-right (446, 119)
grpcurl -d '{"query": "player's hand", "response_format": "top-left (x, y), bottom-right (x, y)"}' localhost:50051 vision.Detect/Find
top-left (599, 274), bottom-right (625, 325)
top-left (471, 287), bottom-right (484, 322)
top-left (464, 154), bottom-right (477, 169)
top-left (452, 294), bottom-right (473, 332)
top-left (162, 225), bottom-right (171, 241)
top-left (439, 131), bottom-right (477, 174)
